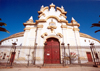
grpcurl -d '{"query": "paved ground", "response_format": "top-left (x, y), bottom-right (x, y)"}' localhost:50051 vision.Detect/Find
top-left (0, 66), bottom-right (100, 71)
top-left (0, 62), bottom-right (100, 71)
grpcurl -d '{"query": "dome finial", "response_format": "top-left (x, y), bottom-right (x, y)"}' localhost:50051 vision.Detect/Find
top-left (51, 3), bottom-right (54, 5)
top-left (61, 6), bottom-right (64, 9)
top-left (72, 17), bottom-right (75, 21)
top-left (50, 3), bottom-right (55, 8)
top-left (41, 5), bottom-right (44, 8)
top-left (29, 16), bottom-right (33, 20)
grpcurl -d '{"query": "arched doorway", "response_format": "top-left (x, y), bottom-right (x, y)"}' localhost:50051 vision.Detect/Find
top-left (44, 38), bottom-right (60, 64)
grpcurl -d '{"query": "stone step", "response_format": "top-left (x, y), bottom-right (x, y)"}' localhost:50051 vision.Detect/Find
top-left (43, 64), bottom-right (68, 68)
top-left (44, 64), bottom-right (63, 66)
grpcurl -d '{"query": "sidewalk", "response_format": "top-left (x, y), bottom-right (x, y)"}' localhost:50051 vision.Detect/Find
top-left (0, 66), bottom-right (100, 71)
top-left (0, 62), bottom-right (94, 68)
top-left (0, 62), bottom-right (100, 71)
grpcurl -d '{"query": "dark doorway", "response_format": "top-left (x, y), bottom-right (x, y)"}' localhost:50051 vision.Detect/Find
top-left (86, 52), bottom-right (93, 62)
top-left (10, 52), bottom-right (16, 63)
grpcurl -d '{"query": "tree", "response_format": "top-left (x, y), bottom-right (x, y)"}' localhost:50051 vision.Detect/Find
top-left (0, 18), bottom-right (9, 33)
top-left (91, 15), bottom-right (100, 33)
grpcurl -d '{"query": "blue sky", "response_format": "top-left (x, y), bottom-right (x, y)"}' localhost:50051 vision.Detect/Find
top-left (0, 0), bottom-right (100, 41)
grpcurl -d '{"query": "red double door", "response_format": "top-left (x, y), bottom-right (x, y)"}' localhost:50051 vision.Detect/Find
top-left (44, 38), bottom-right (60, 64)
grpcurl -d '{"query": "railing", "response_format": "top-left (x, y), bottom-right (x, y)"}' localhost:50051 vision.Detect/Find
top-left (0, 45), bottom-right (100, 67)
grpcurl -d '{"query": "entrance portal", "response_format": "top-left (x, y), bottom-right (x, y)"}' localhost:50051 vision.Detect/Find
top-left (44, 38), bottom-right (60, 64)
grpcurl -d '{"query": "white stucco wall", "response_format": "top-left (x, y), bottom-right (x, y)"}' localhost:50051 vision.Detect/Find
top-left (80, 37), bottom-right (100, 46)
top-left (1, 37), bottom-right (24, 46)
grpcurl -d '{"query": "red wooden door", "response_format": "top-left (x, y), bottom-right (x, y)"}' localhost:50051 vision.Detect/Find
top-left (44, 38), bottom-right (60, 64)
top-left (86, 52), bottom-right (93, 62)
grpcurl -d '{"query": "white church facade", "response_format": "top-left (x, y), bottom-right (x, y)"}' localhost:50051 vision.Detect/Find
top-left (0, 3), bottom-right (100, 65)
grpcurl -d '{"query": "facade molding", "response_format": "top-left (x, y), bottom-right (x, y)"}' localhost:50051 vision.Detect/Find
top-left (46, 15), bottom-right (60, 22)
top-left (38, 7), bottom-right (49, 14)
top-left (59, 14), bottom-right (67, 19)
top-left (68, 23), bottom-right (80, 27)
top-left (24, 27), bottom-right (30, 30)
top-left (61, 25), bottom-right (67, 28)
top-left (56, 33), bottom-right (63, 38)
top-left (41, 32), bottom-right (48, 38)
top-left (60, 19), bottom-right (68, 24)
top-left (23, 19), bottom-right (35, 26)
top-left (41, 7), bottom-right (49, 11)
top-left (47, 26), bottom-right (57, 33)
top-left (56, 7), bottom-right (67, 15)
top-left (36, 16), bottom-right (69, 25)
top-left (37, 25), bottom-right (43, 28)
top-left (44, 36), bottom-right (61, 44)
top-left (38, 11), bottom-right (43, 14)
top-left (36, 19), bottom-right (46, 24)
top-left (24, 27), bottom-right (36, 31)
top-left (38, 13), bottom-right (46, 18)
top-left (73, 28), bottom-right (80, 31)
top-left (23, 23), bottom-right (35, 26)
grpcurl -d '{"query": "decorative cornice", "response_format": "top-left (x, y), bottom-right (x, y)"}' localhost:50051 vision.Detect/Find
top-left (24, 27), bottom-right (36, 31)
top-left (23, 19), bottom-right (35, 26)
top-left (41, 32), bottom-right (48, 38)
top-left (73, 28), bottom-right (80, 31)
top-left (23, 23), bottom-right (35, 26)
top-left (67, 23), bottom-right (80, 27)
top-left (37, 25), bottom-right (43, 28)
top-left (38, 7), bottom-right (49, 14)
top-left (36, 16), bottom-right (69, 25)
top-left (47, 26), bottom-right (57, 29)
top-left (59, 14), bottom-right (67, 19)
top-left (56, 33), bottom-right (63, 38)
top-left (36, 19), bottom-right (46, 24)
top-left (38, 13), bottom-right (45, 18)
top-left (37, 15), bottom-right (79, 27)
top-left (70, 18), bottom-right (80, 27)
top-left (60, 19), bottom-right (68, 23)
top-left (38, 11), bottom-right (42, 14)
top-left (41, 35), bottom-right (44, 38)
top-left (41, 7), bottom-right (49, 11)
top-left (71, 20), bottom-right (76, 22)
top-left (46, 15), bottom-right (60, 22)
top-left (72, 23), bottom-right (80, 27)
top-left (24, 27), bottom-right (30, 30)
top-left (56, 7), bottom-right (67, 15)
top-left (47, 26), bottom-right (57, 33)
top-left (61, 25), bottom-right (67, 28)
top-left (44, 32), bottom-right (48, 36)
top-left (80, 33), bottom-right (100, 43)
